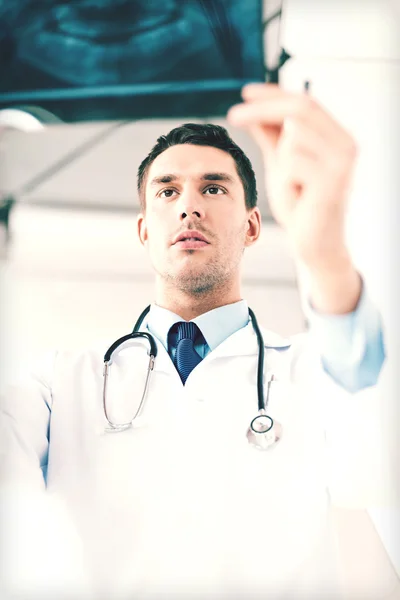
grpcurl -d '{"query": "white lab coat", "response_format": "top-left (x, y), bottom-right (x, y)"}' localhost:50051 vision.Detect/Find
top-left (0, 320), bottom-right (392, 599)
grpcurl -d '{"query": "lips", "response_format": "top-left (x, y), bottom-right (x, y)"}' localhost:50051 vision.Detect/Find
top-left (173, 230), bottom-right (210, 249)
top-left (173, 231), bottom-right (209, 244)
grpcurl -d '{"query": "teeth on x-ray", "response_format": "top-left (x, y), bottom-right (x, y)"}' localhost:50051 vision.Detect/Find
top-left (0, 0), bottom-right (265, 121)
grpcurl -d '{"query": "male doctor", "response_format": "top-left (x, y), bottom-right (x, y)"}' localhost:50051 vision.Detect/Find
top-left (0, 84), bottom-right (388, 599)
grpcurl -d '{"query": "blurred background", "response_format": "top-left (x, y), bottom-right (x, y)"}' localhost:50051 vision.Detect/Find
top-left (0, 0), bottom-right (399, 595)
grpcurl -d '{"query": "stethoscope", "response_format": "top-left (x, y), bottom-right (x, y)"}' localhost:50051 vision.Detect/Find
top-left (103, 306), bottom-right (282, 450)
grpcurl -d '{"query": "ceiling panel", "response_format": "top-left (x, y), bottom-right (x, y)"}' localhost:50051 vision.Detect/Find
top-left (0, 118), bottom-right (273, 218)
top-left (0, 121), bottom-right (114, 197)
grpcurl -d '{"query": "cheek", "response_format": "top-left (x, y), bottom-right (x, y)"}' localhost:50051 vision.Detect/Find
top-left (145, 218), bottom-right (170, 259)
top-left (221, 220), bottom-right (248, 246)
top-left (145, 213), bottom-right (166, 242)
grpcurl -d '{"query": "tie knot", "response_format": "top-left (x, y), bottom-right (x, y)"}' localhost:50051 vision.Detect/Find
top-left (176, 321), bottom-right (200, 343)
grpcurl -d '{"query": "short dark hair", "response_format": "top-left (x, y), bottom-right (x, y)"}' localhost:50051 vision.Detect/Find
top-left (137, 123), bottom-right (257, 211)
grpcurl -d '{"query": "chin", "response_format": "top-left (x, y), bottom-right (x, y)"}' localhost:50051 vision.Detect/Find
top-left (173, 267), bottom-right (223, 295)
top-left (175, 266), bottom-right (206, 282)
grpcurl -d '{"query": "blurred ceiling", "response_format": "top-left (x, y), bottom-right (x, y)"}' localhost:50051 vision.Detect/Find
top-left (0, 117), bottom-right (273, 218)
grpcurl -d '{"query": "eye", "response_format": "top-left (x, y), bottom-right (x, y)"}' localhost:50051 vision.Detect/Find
top-left (204, 186), bottom-right (225, 195)
top-left (159, 188), bottom-right (177, 198)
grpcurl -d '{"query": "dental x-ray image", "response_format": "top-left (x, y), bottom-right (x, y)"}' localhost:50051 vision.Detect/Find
top-left (0, 0), bottom-right (264, 122)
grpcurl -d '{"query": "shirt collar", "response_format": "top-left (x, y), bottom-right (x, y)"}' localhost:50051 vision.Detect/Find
top-left (146, 300), bottom-right (249, 352)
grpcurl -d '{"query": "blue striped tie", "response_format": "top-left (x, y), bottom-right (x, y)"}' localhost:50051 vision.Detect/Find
top-left (173, 321), bottom-right (203, 384)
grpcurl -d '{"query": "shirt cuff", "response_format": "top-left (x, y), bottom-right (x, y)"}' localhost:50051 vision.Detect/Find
top-left (304, 280), bottom-right (385, 391)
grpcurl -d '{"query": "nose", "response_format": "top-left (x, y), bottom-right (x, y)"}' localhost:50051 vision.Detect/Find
top-left (177, 193), bottom-right (205, 221)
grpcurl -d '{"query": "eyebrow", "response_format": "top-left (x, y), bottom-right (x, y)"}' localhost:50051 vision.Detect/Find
top-left (149, 172), bottom-right (236, 187)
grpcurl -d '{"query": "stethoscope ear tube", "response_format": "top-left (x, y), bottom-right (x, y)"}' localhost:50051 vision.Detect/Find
top-left (103, 333), bottom-right (156, 431)
top-left (103, 304), bottom-right (154, 362)
top-left (104, 331), bottom-right (158, 363)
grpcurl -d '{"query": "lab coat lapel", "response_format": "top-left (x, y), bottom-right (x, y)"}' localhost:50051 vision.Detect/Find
top-left (135, 317), bottom-right (174, 375)
top-left (151, 337), bottom-right (177, 375)
top-left (204, 321), bottom-right (291, 362)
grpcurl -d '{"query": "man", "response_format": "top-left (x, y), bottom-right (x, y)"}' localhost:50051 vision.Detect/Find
top-left (0, 84), bottom-right (388, 599)
top-left (136, 83), bottom-right (383, 389)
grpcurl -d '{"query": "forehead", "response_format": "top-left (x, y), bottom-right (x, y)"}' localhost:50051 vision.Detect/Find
top-left (146, 144), bottom-right (241, 186)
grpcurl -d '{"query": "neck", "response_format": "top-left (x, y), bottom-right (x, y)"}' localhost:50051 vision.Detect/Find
top-left (155, 278), bottom-right (242, 320)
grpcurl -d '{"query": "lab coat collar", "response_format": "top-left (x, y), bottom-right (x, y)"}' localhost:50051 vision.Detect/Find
top-left (146, 300), bottom-right (249, 353)
top-left (140, 314), bottom-right (291, 374)
top-left (206, 319), bottom-right (292, 361)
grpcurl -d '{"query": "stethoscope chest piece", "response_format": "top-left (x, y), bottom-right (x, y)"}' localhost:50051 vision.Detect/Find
top-left (246, 410), bottom-right (282, 450)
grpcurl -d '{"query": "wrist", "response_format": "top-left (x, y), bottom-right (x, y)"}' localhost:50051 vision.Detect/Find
top-left (302, 257), bottom-right (362, 315)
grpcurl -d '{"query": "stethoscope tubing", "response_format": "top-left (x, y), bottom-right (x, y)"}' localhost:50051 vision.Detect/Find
top-left (103, 305), bottom-right (279, 446)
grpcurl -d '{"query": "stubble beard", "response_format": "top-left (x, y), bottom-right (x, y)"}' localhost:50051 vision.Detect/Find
top-left (163, 250), bottom-right (235, 297)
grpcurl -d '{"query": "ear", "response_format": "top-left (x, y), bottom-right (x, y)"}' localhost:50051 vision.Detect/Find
top-left (245, 207), bottom-right (261, 247)
top-left (137, 212), bottom-right (148, 246)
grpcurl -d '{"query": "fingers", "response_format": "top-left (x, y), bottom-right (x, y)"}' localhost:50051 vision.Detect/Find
top-left (228, 84), bottom-right (354, 149)
top-left (241, 83), bottom-right (282, 101)
top-left (228, 96), bottom-right (335, 142)
top-left (242, 117), bottom-right (328, 168)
